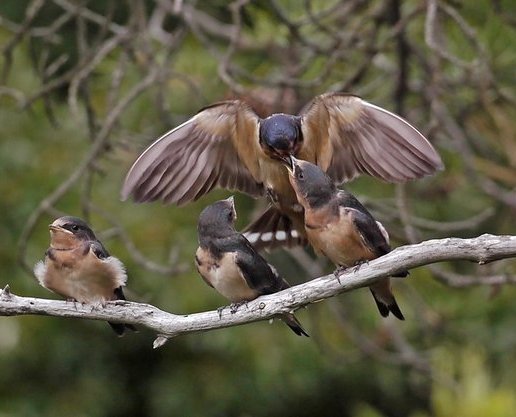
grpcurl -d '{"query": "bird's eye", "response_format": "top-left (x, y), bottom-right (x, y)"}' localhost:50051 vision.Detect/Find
top-left (297, 171), bottom-right (304, 180)
top-left (227, 211), bottom-right (233, 221)
top-left (71, 224), bottom-right (79, 231)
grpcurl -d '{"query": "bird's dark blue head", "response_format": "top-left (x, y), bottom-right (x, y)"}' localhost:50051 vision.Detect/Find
top-left (259, 114), bottom-right (303, 160)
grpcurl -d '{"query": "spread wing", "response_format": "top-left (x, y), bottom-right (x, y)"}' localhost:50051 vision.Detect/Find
top-left (232, 236), bottom-right (286, 295)
top-left (121, 101), bottom-right (265, 205)
top-left (300, 93), bottom-right (443, 183)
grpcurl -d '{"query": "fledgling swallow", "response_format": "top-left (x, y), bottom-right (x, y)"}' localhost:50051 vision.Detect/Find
top-left (195, 197), bottom-right (309, 336)
top-left (122, 93), bottom-right (443, 248)
top-left (34, 216), bottom-right (136, 335)
top-left (282, 156), bottom-right (407, 320)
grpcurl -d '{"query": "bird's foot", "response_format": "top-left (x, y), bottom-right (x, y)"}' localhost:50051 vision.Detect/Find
top-left (217, 306), bottom-right (226, 319)
top-left (66, 298), bottom-right (79, 310)
top-left (229, 301), bottom-right (248, 314)
top-left (333, 265), bottom-right (348, 283)
top-left (89, 300), bottom-right (106, 312)
top-left (352, 260), bottom-right (369, 273)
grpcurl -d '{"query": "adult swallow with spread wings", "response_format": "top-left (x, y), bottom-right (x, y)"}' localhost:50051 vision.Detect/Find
top-left (281, 156), bottom-right (407, 320)
top-left (195, 197), bottom-right (309, 336)
top-left (34, 216), bottom-right (136, 335)
top-left (122, 93), bottom-right (443, 248)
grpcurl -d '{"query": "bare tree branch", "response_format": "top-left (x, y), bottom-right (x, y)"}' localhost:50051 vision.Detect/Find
top-left (2, 235), bottom-right (515, 348)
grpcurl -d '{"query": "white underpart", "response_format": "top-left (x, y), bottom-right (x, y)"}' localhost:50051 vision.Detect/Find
top-left (104, 256), bottom-right (128, 287)
top-left (33, 261), bottom-right (47, 285)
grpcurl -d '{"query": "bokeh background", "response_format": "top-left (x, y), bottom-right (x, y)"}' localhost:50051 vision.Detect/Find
top-left (1, 1), bottom-right (515, 416)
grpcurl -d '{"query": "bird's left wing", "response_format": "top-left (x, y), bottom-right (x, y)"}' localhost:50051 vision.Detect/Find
top-left (300, 93), bottom-right (443, 184)
top-left (232, 236), bottom-right (284, 295)
top-left (90, 241), bottom-right (110, 259)
top-left (122, 101), bottom-right (265, 205)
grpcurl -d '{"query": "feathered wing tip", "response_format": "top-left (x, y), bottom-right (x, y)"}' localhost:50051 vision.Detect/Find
top-left (109, 287), bottom-right (137, 336)
top-left (243, 206), bottom-right (307, 250)
top-left (387, 301), bottom-right (405, 321)
top-left (108, 322), bottom-right (137, 336)
top-left (370, 289), bottom-right (405, 321)
top-left (392, 270), bottom-right (409, 278)
top-left (281, 313), bottom-right (310, 337)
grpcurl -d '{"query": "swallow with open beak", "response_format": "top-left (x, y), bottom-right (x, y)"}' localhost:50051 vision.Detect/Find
top-left (281, 156), bottom-right (407, 320)
top-left (195, 197), bottom-right (309, 336)
top-left (34, 216), bottom-right (136, 335)
top-left (122, 93), bottom-right (443, 248)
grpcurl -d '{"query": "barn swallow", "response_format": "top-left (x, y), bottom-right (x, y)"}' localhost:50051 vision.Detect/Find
top-left (195, 197), bottom-right (309, 336)
top-left (122, 93), bottom-right (443, 248)
top-left (282, 156), bottom-right (407, 320)
top-left (34, 216), bottom-right (136, 335)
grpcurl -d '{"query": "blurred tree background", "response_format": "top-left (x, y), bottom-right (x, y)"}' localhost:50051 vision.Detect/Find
top-left (0, 0), bottom-right (515, 416)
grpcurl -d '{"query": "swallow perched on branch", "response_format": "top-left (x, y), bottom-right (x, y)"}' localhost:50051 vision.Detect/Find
top-left (34, 216), bottom-right (136, 335)
top-left (195, 197), bottom-right (309, 336)
top-left (122, 93), bottom-right (443, 248)
top-left (281, 156), bottom-right (407, 320)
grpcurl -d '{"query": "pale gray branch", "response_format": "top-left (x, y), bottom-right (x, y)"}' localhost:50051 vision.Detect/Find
top-left (2, 235), bottom-right (515, 348)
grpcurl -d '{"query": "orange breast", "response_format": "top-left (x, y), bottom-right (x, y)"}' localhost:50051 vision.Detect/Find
top-left (43, 248), bottom-right (123, 304)
top-left (305, 206), bottom-right (375, 267)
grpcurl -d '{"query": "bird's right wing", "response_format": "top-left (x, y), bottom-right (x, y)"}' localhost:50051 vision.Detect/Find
top-left (121, 101), bottom-right (265, 205)
top-left (349, 208), bottom-right (391, 257)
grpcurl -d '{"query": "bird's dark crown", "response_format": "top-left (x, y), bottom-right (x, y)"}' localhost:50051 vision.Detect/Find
top-left (198, 198), bottom-right (237, 241)
top-left (51, 216), bottom-right (97, 241)
top-left (291, 160), bottom-right (337, 208)
top-left (259, 114), bottom-right (302, 158)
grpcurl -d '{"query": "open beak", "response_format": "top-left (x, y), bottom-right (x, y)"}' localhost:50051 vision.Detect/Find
top-left (225, 195), bottom-right (237, 220)
top-left (225, 195), bottom-right (235, 207)
top-left (279, 155), bottom-right (294, 173)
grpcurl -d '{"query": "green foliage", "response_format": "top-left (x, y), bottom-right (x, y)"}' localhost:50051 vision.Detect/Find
top-left (413, 348), bottom-right (516, 417)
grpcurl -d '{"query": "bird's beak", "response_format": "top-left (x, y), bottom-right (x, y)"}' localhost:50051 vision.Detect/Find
top-left (279, 155), bottom-right (294, 173)
top-left (225, 195), bottom-right (235, 207)
top-left (49, 224), bottom-right (70, 234)
top-left (225, 195), bottom-right (237, 221)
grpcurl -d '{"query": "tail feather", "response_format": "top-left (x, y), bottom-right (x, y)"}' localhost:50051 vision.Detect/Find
top-left (372, 295), bottom-right (390, 317)
top-left (281, 313), bottom-right (309, 337)
top-left (370, 288), bottom-right (405, 321)
top-left (392, 270), bottom-right (409, 278)
top-left (387, 301), bottom-right (405, 320)
top-left (109, 322), bottom-right (137, 336)
top-left (243, 206), bottom-right (307, 250)
top-left (109, 286), bottom-right (137, 336)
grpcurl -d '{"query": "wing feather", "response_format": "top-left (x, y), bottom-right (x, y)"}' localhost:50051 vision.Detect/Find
top-left (300, 93), bottom-right (443, 184)
top-left (122, 101), bottom-right (265, 204)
